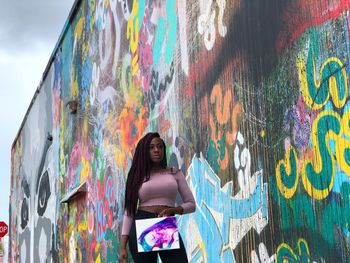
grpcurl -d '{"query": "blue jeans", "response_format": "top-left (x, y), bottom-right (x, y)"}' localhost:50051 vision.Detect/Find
top-left (128, 210), bottom-right (188, 263)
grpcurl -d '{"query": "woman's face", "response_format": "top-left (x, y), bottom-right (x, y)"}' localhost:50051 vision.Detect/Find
top-left (149, 137), bottom-right (165, 164)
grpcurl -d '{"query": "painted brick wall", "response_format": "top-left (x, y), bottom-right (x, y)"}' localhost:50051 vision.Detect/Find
top-left (9, 0), bottom-right (350, 262)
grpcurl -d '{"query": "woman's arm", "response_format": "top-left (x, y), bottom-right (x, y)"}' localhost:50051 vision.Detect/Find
top-left (176, 170), bottom-right (196, 213)
top-left (158, 206), bottom-right (184, 217)
top-left (121, 212), bottom-right (134, 235)
top-left (159, 169), bottom-right (196, 217)
top-left (118, 212), bottom-right (133, 262)
top-left (118, 235), bottom-right (129, 262)
top-left (159, 170), bottom-right (195, 217)
top-left (120, 234), bottom-right (129, 249)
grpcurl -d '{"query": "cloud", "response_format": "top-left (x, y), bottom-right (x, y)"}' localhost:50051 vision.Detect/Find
top-left (0, 0), bottom-right (75, 53)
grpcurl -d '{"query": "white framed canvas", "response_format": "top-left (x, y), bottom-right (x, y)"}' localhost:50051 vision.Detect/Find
top-left (135, 216), bottom-right (180, 252)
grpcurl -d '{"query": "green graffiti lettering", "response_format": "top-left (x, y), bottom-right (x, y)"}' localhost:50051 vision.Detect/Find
top-left (298, 29), bottom-right (348, 110)
top-left (301, 111), bottom-right (341, 200)
top-left (277, 238), bottom-right (311, 263)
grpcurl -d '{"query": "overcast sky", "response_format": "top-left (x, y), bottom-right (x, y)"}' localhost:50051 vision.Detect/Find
top-left (0, 0), bottom-right (75, 228)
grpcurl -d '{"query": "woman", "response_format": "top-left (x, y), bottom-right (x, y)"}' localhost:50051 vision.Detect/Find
top-left (118, 132), bottom-right (196, 263)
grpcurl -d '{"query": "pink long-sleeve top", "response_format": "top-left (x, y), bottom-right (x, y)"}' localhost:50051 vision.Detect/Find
top-left (121, 169), bottom-right (196, 236)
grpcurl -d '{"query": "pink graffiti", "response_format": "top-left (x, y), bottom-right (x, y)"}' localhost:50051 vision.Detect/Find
top-left (96, 199), bottom-right (107, 242)
top-left (68, 142), bottom-right (83, 188)
top-left (95, 175), bottom-right (115, 242)
top-left (297, 96), bottom-right (317, 125)
top-left (89, 238), bottom-right (97, 262)
top-left (53, 90), bottom-right (60, 128)
top-left (105, 175), bottom-right (115, 207)
top-left (138, 8), bottom-right (153, 92)
top-left (283, 96), bottom-right (317, 152)
top-left (68, 141), bottom-right (90, 188)
top-left (88, 204), bottom-right (94, 234)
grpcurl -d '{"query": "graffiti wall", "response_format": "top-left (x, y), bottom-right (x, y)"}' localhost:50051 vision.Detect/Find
top-left (9, 0), bottom-right (350, 262)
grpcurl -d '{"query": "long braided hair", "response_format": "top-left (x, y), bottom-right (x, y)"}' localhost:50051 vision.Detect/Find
top-left (124, 132), bottom-right (167, 216)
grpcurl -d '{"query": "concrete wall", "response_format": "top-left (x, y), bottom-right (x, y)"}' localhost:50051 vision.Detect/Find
top-left (9, 0), bottom-right (350, 262)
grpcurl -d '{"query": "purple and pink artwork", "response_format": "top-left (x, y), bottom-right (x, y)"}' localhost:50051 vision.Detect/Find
top-left (135, 216), bottom-right (180, 252)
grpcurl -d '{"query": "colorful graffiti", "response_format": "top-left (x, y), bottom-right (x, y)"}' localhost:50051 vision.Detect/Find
top-left (9, 0), bottom-right (350, 262)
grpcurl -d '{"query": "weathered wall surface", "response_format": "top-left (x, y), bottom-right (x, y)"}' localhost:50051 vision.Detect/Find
top-left (9, 0), bottom-right (350, 262)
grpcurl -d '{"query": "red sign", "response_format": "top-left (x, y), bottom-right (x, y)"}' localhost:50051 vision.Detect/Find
top-left (0, 221), bottom-right (8, 238)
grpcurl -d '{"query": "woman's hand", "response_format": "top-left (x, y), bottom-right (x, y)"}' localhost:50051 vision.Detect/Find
top-left (158, 206), bottom-right (184, 217)
top-left (118, 247), bottom-right (128, 263)
top-left (169, 167), bottom-right (180, 174)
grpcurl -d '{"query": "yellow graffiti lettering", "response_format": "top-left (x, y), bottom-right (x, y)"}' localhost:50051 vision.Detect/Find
top-left (71, 76), bottom-right (79, 98)
top-left (297, 55), bottom-right (347, 110)
top-left (113, 147), bottom-right (126, 168)
top-left (275, 146), bottom-right (299, 199)
top-left (300, 110), bottom-right (339, 200)
top-left (80, 157), bottom-right (90, 182)
top-left (276, 109), bottom-right (350, 200)
top-left (78, 221), bottom-right (87, 232)
top-left (129, 20), bottom-right (139, 54)
top-left (95, 243), bottom-right (101, 253)
top-left (336, 110), bottom-right (350, 175)
top-left (132, 54), bottom-right (139, 76)
top-left (82, 108), bottom-right (89, 141)
top-left (74, 16), bottom-right (85, 40)
top-left (126, 0), bottom-right (139, 76)
top-left (277, 238), bottom-right (310, 263)
top-left (89, 0), bottom-right (96, 31)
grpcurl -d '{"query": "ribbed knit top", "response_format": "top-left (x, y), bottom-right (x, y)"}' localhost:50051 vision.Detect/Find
top-left (121, 170), bottom-right (196, 235)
